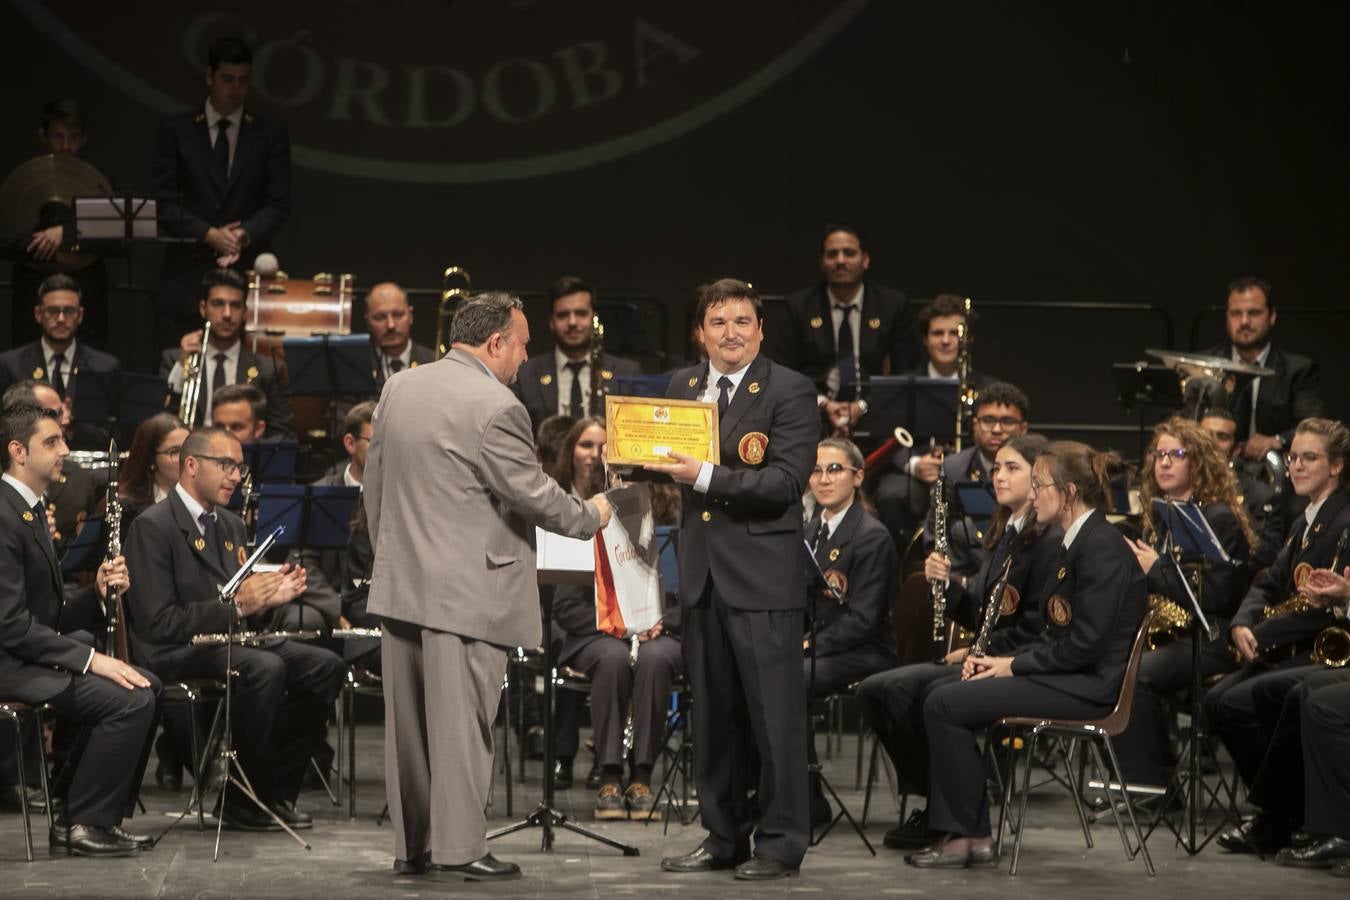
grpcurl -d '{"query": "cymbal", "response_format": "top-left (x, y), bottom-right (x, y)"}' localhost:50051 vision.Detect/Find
top-left (0, 153), bottom-right (112, 235)
top-left (1146, 348), bottom-right (1274, 378)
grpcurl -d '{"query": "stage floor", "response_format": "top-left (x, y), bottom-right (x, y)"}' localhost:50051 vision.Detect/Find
top-left (0, 723), bottom-right (1336, 898)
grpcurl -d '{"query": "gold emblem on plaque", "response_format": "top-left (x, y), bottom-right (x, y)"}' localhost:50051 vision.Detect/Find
top-left (601, 370), bottom-right (614, 380)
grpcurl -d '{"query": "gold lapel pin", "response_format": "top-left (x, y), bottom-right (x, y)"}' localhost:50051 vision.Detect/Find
top-left (22, 510), bottom-right (34, 522)
top-left (32, 367), bottom-right (44, 379)
top-left (687, 377), bottom-right (698, 388)
top-left (809, 316), bottom-right (823, 329)
top-left (1057, 566), bottom-right (1067, 580)
top-left (868, 317), bottom-right (881, 329)
top-left (194, 537), bottom-right (207, 551)
top-left (246, 365), bottom-right (260, 380)
top-left (828, 548), bottom-right (840, 561)
top-left (747, 382), bottom-right (761, 394)
top-left (224, 541), bottom-right (235, 552)
top-left (540, 374), bottom-right (553, 386)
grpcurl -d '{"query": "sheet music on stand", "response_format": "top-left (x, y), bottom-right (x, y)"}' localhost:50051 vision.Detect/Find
top-left (1151, 498), bottom-right (1227, 638)
top-left (255, 485), bottom-right (361, 551)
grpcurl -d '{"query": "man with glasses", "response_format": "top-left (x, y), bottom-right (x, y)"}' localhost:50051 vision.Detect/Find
top-left (159, 268), bottom-right (295, 438)
top-left (123, 426), bottom-right (343, 831)
top-left (0, 274), bottom-right (120, 417)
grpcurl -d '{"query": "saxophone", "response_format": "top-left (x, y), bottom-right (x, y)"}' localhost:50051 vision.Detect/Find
top-left (930, 460), bottom-right (950, 649)
top-left (971, 553), bottom-right (1016, 658)
top-left (103, 439), bottom-right (130, 662)
top-left (1263, 527), bottom-right (1349, 621)
top-left (588, 313), bottom-right (606, 417)
top-left (1146, 545), bottom-right (1197, 649)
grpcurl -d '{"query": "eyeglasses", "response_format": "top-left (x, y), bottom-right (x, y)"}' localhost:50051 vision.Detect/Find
top-left (975, 415), bottom-right (1024, 430)
top-left (155, 445), bottom-right (183, 458)
top-left (810, 463), bottom-right (858, 480)
top-left (1152, 448), bottom-right (1188, 463)
top-left (193, 454), bottom-right (249, 478)
top-left (39, 305), bottom-right (80, 319)
top-left (1285, 451), bottom-right (1328, 468)
top-left (1030, 478), bottom-right (1058, 492)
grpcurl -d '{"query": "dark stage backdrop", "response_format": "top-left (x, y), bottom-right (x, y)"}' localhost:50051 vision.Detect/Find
top-left (0, 1), bottom-right (1345, 449)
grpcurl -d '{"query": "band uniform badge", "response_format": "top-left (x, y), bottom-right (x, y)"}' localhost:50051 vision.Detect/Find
top-left (194, 112), bottom-right (206, 123)
top-left (32, 367), bottom-right (44, 380)
top-left (21, 510), bottom-right (34, 522)
top-left (238, 546), bottom-right (248, 566)
top-left (809, 316), bottom-right (823, 329)
top-left (970, 468), bottom-right (981, 481)
top-left (410, 361), bottom-right (419, 369)
top-left (687, 377), bottom-right (698, 388)
top-left (224, 541), bottom-right (234, 552)
top-left (1057, 566), bottom-right (1067, 581)
top-left (738, 431), bottom-right (768, 465)
top-left (747, 382), bottom-right (761, 394)
top-left (1048, 594), bottom-right (1072, 626)
top-left (540, 373), bottom-right (553, 385)
top-left (194, 537), bottom-right (207, 552)
top-left (824, 569), bottom-right (848, 596)
top-left (246, 365), bottom-right (259, 381)
top-left (700, 511), bottom-right (712, 522)
top-left (867, 317), bottom-right (881, 330)
top-left (828, 547), bottom-right (841, 562)
top-left (999, 585), bottom-right (1020, 616)
top-left (601, 370), bottom-right (614, 380)
top-left (1294, 561), bottom-right (1314, 591)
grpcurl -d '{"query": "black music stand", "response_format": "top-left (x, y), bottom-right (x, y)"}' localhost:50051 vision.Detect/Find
top-left (857, 376), bottom-right (961, 446)
top-left (1113, 363), bottom-right (1184, 462)
top-left (801, 540), bottom-right (876, 854)
top-left (611, 374), bottom-right (672, 399)
top-left (285, 335), bottom-right (379, 445)
top-left (255, 484), bottom-right (361, 630)
top-left (1142, 499), bottom-right (1243, 855)
top-left (955, 481), bottom-right (997, 534)
top-left (225, 442), bottom-right (298, 515)
top-left (487, 525), bottom-right (639, 857)
top-left (70, 370), bottom-right (167, 445)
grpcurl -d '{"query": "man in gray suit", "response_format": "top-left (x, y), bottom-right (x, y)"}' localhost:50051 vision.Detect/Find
top-left (364, 291), bottom-right (612, 881)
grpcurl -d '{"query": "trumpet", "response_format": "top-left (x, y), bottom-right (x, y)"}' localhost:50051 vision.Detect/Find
top-left (179, 320), bottom-right (212, 424)
top-left (435, 265), bottom-right (472, 358)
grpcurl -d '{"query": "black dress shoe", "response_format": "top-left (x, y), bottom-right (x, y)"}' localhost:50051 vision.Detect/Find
top-left (265, 799), bottom-right (314, 829)
top-left (0, 785), bottom-right (45, 813)
top-left (884, 809), bottom-right (931, 850)
top-left (733, 855), bottom-right (798, 881)
top-left (553, 759), bottom-right (573, 790)
top-left (52, 824), bottom-right (141, 858)
top-left (585, 760), bottom-right (603, 790)
top-left (1217, 814), bottom-right (1289, 854)
top-left (907, 843), bottom-right (972, 869)
top-left (215, 801), bottom-right (283, 832)
top-left (660, 845), bottom-right (748, 873)
top-left (1276, 836), bottom-right (1350, 868)
top-left (393, 852), bottom-right (430, 875)
top-left (431, 853), bottom-right (522, 881)
top-left (110, 825), bottom-right (154, 850)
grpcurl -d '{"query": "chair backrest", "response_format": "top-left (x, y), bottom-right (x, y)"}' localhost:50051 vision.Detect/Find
top-left (1099, 607), bottom-right (1155, 736)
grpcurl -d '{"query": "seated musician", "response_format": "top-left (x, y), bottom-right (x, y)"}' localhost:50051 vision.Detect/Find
top-left (123, 426), bottom-right (344, 830)
top-left (0, 401), bottom-right (158, 857)
top-left (116, 413), bottom-right (190, 531)
top-left (911, 441), bottom-right (1147, 868)
top-left (549, 417), bottom-right (683, 820)
top-left (871, 294), bottom-right (996, 540)
top-left (803, 437), bottom-right (899, 822)
top-left (1208, 417), bottom-right (1350, 854)
top-left (159, 269), bottom-right (295, 438)
top-left (857, 434), bottom-right (1061, 850)
top-left (1200, 406), bottom-right (1288, 568)
top-left (1111, 417), bottom-right (1255, 789)
top-left (366, 282), bottom-right (435, 387)
top-left (211, 383), bottom-right (269, 444)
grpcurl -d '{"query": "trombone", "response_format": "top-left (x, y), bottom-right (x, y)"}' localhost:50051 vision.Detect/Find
top-left (435, 266), bottom-right (472, 358)
top-left (179, 320), bottom-right (212, 424)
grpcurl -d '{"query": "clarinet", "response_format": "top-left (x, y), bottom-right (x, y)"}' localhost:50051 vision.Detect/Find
top-left (971, 553), bottom-right (1016, 658)
top-left (104, 441), bottom-right (131, 662)
top-left (930, 459), bottom-right (950, 652)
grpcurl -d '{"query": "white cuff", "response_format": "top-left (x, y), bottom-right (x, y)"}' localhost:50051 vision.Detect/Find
top-left (693, 462), bottom-right (714, 494)
top-left (81, 648), bottom-right (94, 675)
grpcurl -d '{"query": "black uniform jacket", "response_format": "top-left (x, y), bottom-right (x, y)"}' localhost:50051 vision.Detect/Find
top-left (159, 343), bottom-right (296, 439)
top-left (806, 503), bottom-right (899, 660)
top-left (771, 281), bottom-right (912, 395)
top-left (513, 351), bottom-right (642, 433)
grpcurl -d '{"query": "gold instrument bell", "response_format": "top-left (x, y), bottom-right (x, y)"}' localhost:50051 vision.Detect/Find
top-left (1146, 594), bottom-right (1194, 649)
top-left (1312, 625), bottom-right (1350, 668)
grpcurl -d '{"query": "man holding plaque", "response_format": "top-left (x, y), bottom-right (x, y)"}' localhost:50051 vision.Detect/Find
top-left (647, 278), bottom-right (818, 881)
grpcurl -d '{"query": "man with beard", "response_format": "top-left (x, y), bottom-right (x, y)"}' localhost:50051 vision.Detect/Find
top-left (512, 276), bottom-right (641, 431)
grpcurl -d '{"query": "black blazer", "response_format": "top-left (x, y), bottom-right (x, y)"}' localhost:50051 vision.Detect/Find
top-left (48, 459), bottom-right (99, 558)
top-left (667, 353), bottom-right (819, 611)
top-left (513, 351), bottom-right (643, 433)
top-left (158, 344), bottom-right (296, 439)
top-left (1237, 471), bottom-right (1288, 569)
top-left (1235, 488), bottom-right (1350, 648)
top-left (1011, 510), bottom-right (1149, 705)
top-left (1144, 502), bottom-right (1251, 621)
top-left (946, 519), bottom-right (1064, 656)
top-left (123, 489), bottom-right (247, 671)
top-left (1201, 341), bottom-right (1323, 444)
top-left (807, 503), bottom-right (899, 660)
top-left (151, 108), bottom-right (290, 278)
top-left (0, 339), bottom-right (120, 399)
top-left (771, 282), bottom-right (913, 395)
top-left (0, 480), bottom-right (96, 702)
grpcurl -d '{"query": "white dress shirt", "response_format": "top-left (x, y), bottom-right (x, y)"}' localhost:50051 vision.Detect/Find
top-left (1062, 507), bottom-right (1096, 550)
top-left (693, 359), bottom-right (753, 494)
top-left (1230, 343), bottom-right (1271, 439)
top-left (175, 483), bottom-right (214, 536)
top-left (820, 498), bottom-right (855, 539)
top-left (41, 338), bottom-right (76, 383)
top-left (554, 346), bottom-right (592, 417)
top-left (343, 463), bottom-right (363, 490)
top-left (378, 344), bottom-right (413, 382)
top-left (166, 338), bottom-right (242, 416)
top-left (824, 283), bottom-right (864, 397)
top-left (205, 99), bottom-right (243, 171)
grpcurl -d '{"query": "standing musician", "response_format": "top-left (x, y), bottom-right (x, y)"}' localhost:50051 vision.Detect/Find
top-left (123, 426), bottom-right (343, 831)
top-left (1200, 407), bottom-right (1288, 568)
top-left (0, 402), bottom-right (158, 857)
top-left (160, 268), bottom-right (295, 437)
top-left (1209, 417), bottom-right (1350, 854)
top-left (648, 278), bottom-right (818, 881)
top-left (1111, 417), bottom-right (1255, 789)
top-left (770, 223), bottom-right (912, 436)
top-left (801, 437), bottom-right (898, 823)
top-left (911, 441), bottom-right (1147, 868)
top-left (857, 434), bottom-right (1060, 850)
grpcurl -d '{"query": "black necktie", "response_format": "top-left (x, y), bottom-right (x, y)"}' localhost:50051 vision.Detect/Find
top-left (49, 356), bottom-right (66, 399)
top-left (33, 501), bottom-right (55, 557)
top-left (389, 358), bottom-right (404, 375)
top-left (836, 304), bottom-right (857, 402)
top-left (716, 375), bottom-right (733, 416)
top-left (813, 519), bottom-right (830, 554)
top-left (565, 361), bottom-right (586, 417)
top-left (1233, 383), bottom-right (1255, 442)
top-left (214, 119), bottom-right (232, 179)
top-left (989, 524), bottom-right (1017, 582)
top-left (199, 511), bottom-right (222, 566)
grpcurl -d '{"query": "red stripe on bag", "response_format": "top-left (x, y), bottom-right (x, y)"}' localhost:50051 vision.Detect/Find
top-left (594, 529), bottom-right (627, 638)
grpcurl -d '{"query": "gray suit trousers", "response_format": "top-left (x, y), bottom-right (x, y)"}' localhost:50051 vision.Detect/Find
top-left (381, 617), bottom-right (507, 865)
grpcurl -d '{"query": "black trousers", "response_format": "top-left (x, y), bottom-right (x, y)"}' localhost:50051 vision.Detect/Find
top-left (1113, 630), bottom-right (1238, 786)
top-left (685, 583), bottom-right (808, 868)
top-left (1303, 673), bottom-right (1350, 840)
top-left (154, 639), bottom-right (343, 804)
top-left (924, 677), bottom-right (1109, 836)
top-left (564, 634), bottom-right (683, 772)
top-left (44, 667), bottom-right (160, 828)
top-left (1203, 658), bottom-right (1314, 790)
top-left (857, 661), bottom-right (963, 797)
top-left (1247, 666), bottom-right (1350, 828)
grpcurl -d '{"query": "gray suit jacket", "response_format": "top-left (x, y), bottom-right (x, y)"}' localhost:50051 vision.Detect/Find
top-left (364, 349), bottom-right (600, 648)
